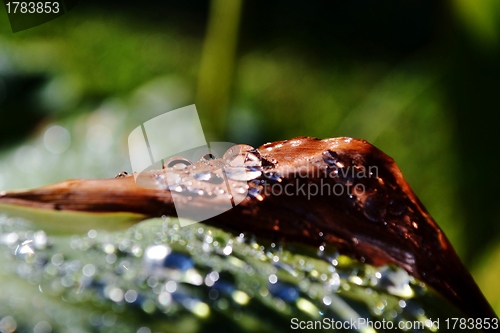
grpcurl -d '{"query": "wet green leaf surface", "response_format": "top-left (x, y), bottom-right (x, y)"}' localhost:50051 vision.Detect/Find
top-left (0, 209), bottom-right (474, 333)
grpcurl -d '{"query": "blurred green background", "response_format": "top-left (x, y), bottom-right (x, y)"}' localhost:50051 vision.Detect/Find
top-left (0, 0), bottom-right (499, 313)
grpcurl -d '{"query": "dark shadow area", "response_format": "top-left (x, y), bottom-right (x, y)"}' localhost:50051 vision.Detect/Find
top-left (0, 74), bottom-right (47, 148)
top-left (446, 29), bottom-right (500, 262)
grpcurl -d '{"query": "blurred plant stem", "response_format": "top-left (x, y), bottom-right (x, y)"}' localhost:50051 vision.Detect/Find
top-left (196, 0), bottom-right (243, 141)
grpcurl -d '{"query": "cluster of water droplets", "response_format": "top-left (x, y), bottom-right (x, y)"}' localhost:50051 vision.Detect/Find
top-left (256, 137), bottom-right (407, 225)
top-left (0, 213), bottom-right (459, 332)
top-left (144, 138), bottom-right (413, 225)
top-left (148, 144), bottom-right (269, 204)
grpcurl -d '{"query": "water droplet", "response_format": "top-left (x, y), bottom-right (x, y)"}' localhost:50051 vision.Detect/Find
top-left (199, 152), bottom-right (217, 161)
top-left (33, 231), bottom-right (48, 249)
top-left (163, 252), bottom-right (194, 271)
top-left (377, 266), bottom-right (414, 298)
top-left (363, 194), bottom-right (387, 222)
top-left (124, 289), bottom-right (138, 303)
top-left (275, 262), bottom-right (299, 277)
top-left (164, 157), bottom-right (193, 170)
top-left (263, 171), bottom-right (282, 182)
top-left (193, 171), bottom-right (225, 184)
top-left (82, 264), bottom-right (96, 277)
top-left (349, 275), bottom-right (364, 285)
top-left (165, 280), bottom-right (177, 293)
top-left (103, 243), bottom-right (116, 254)
top-left (223, 145), bottom-right (261, 166)
top-left (51, 253), bottom-right (64, 266)
top-left (158, 292), bottom-right (172, 306)
top-left (222, 246), bottom-right (232, 256)
top-left (0, 316), bottom-right (17, 333)
top-left (232, 184), bottom-right (247, 194)
top-left (0, 232), bottom-right (18, 246)
top-left (204, 271), bottom-right (220, 287)
top-left (167, 184), bottom-right (188, 194)
top-left (268, 281), bottom-right (299, 303)
top-left (193, 171), bottom-right (211, 181)
top-left (225, 168), bottom-right (262, 181)
top-left (15, 240), bottom-right (35, 257)
top-left (108, 287), bottom-right (124, 302)
top-left (322, 150), bottom-right (340, 167)
top-left (143, 245), bottom-right (171, 270)
top-left (223, 145), bottom-right (262, 181)
top-left (114, 171), bottom-right (129, 178)
top-left (248, 187), bottom-right (264, 201)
